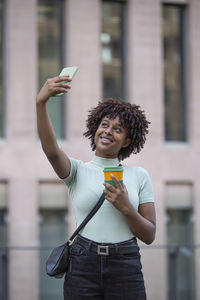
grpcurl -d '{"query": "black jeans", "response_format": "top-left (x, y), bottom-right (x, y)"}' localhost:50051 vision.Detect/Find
top-left (63, 234), bottom-right (147, 300)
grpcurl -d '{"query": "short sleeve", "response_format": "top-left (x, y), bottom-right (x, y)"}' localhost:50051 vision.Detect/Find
top-left (62, 158), bottom-right (79, 187)
top-left (138, 167), bottom-right (154, 204)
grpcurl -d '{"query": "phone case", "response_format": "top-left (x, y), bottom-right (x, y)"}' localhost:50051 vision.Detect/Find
top-left (54, 66), bottom-right (79, 96)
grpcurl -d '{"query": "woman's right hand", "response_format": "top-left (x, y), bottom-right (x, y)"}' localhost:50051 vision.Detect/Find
top-left (36, 75), bottom-right (72, 104)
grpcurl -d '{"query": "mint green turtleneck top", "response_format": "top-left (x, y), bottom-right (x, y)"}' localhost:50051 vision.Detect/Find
top-left (62, 155), bottom-right (154, 243)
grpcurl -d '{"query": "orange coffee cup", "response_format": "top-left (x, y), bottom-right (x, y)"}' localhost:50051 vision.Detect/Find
top-left (104, 166), bottom-right (123, 188)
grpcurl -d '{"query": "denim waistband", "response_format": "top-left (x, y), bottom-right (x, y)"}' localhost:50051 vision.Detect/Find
top-left (74, 234), bottom-right (139, 256)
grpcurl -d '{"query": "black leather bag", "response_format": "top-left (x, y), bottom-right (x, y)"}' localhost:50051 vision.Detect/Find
top-left (46, 193), bottom-right (106, 278)
top-left (46, 241), bottom-right (71, 278)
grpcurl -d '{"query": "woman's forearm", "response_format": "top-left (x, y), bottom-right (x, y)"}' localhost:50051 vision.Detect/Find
top-left (104, 176), bottom-right (156, 245)
top-left (36, 101), bottom-right (59, 157)
top-left (122, 205), bottom-right (156, 245)
top-left (35, 75), bottom-right (72, 179)
top-left (36, 75), bottom-right (71, 157)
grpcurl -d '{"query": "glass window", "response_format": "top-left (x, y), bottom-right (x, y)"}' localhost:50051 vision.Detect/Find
top-left (0, 210), bottom-right (8, 300)
top-left (167, 209), bottom-right (195, 300)
top-left (0, 0), bottom-right (5, 137)
top-left (38, 0), bottom-right (65, 139)
top-left (0, 182), bottom-right (8, 300)
top-left (163, 5), bottom-right (186, 141)
top-left (166, 183), bottom-right (195, 300)
top-left (102, 1), bottom-right (125, 99)
top-left (39, 210), bottom-right (67, 300)
top-left (39, 182), bottom-right (68, 300)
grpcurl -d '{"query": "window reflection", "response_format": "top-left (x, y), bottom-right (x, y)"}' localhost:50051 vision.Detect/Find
top-left (39, 182), bottom-right (68, 300)
top-left (102, 1), bottom-right (125, 99)
top-left (38, 0), bottom-right (64, 139)
top-left (167, 209), bottom-right (195, 300)
top-left (166, 183), bottom-right (195, 300)
top-left (163, 5), bottom-right (186, 141)
top-left (0, 181), bottom-right (8, 300)
top-left (0, 209), bottom-right (8, 300)
top-left (40, 210), bottom-right (67, 300)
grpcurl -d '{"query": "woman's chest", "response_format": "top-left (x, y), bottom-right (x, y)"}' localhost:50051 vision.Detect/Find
top-left (71, 167), bottom-right (140, 213)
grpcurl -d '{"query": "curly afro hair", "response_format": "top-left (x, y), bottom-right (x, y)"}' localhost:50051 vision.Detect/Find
top-left (83, 98), bottom-right (150, 161)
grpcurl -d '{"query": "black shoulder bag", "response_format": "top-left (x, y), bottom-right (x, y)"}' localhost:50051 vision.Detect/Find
top-left (46, 192), bottom-right (106, 278)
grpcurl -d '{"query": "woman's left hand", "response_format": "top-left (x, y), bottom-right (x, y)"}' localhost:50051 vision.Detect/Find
top-left (103, 174), bottom-right (132, 214)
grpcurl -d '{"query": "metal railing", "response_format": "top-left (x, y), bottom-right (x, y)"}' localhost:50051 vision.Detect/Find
top-left (0, 244), bottom-right (199, 300)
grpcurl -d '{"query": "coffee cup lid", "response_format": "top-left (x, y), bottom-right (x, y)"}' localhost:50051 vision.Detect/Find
top-left (103, 166), bottom-right (123, 172)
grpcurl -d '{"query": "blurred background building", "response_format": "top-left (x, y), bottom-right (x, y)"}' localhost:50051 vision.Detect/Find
top-left (0, 0), bottom-right (200, 299)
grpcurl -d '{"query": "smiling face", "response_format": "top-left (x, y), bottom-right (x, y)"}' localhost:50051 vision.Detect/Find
top-left (94, 116), bottom-right (131, 159)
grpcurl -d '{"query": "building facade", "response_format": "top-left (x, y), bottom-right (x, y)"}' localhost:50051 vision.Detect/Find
top-left (0, 0), bottom-right (200, 300)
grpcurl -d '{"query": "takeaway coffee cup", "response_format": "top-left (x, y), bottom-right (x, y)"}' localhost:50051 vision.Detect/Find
top-left (104, 166), bottom-right (123, 188)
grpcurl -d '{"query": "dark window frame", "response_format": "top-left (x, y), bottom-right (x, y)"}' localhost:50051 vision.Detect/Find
top-left (39, 208), bottom-right (68, 300)
top-left (163, 4), bottom-right (187, 142)
top-left (102, 0), bottom-right (127, 100)
top-left (37, 0), bottom-right (66, 139)
top-left (166, 208), bottom-right (196, 300)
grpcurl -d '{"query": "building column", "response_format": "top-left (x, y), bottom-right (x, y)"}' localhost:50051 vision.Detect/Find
top-left (126, 0), bottom-right (163, 145)
top-left (64, 0), bottom-right (102, 140)
top-left (9, 178), bottom-right (38, 300)
top-left (126, 1), bottom-right (166, 300)
top-left (6, 0), bottom-right (37, 142)
top-left (6, 1), bottom-right (38, 300)
top-left (189, 2), bottom-right (200, 300)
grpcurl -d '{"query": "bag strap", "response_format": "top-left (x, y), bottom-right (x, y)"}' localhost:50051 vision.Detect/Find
top-left (68, 192), bottom-right (106, 243)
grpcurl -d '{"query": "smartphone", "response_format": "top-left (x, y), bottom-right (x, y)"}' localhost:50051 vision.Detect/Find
top-left (55, 66), bottom-right (79, 96)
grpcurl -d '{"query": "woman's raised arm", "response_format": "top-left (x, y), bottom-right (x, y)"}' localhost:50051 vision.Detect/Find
top-left (36, 75), bottom-right (71, 179)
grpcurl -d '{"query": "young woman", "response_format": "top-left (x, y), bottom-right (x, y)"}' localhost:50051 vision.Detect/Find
top-left (36, 75), bottom-right (156, 300)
